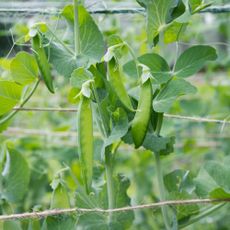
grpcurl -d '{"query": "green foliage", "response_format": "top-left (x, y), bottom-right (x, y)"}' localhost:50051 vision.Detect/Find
top-left (10, 51), bottom-right (38, 85)
top-left (61, 4), bottom-right (105, 62)
top-left (0, 81), bottom-right (23, 115)
top-left (174, 45), bottom-right (218, 78)
top-left (195, 158), bottom-right (230, 198)
top-left (0, 0), bottom-right (227, 229)
top-left (76, 175), bottom-right (134, 229)
top-left (137, 0), bottom-right (186, 45)
top-left (1, 147), bottom-right (30, 202)
top-left (153, 78), bottom-right (197, 113)
top-left (124, 53), bottom-right (171, 84)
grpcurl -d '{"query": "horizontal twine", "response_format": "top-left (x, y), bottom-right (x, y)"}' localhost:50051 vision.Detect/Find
top-left (0, 198), bottom-right (229, 221)
top-left (12, 107), bottom-right (230, 125)
top-left (0, 5), bottom-right (230, 16)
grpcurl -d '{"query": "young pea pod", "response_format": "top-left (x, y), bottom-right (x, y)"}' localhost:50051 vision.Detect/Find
top-left (107, 58), bottom-right (133, 111)
top-left (78, 96), bottom-right (93, 193)
top-left (131, 79), bottom-right (152, 148)
top-left (32, 34), bottom-right (55, 93)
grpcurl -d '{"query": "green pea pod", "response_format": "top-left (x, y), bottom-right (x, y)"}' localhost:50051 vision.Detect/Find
top-left (32, 35), bottom-right (55, 93)
top-left (107, 58), bottom-right (133, 111)
top-left (78, 96), bottom-right (93, 193)
top-left (131, 79), bottom-right (152, 148)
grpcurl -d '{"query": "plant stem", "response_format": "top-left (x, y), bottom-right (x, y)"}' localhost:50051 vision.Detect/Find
top-left (74, 0), bottom-right (80, 57)
top-left (0, 80), bottom-right (40, 125)
top-left (92, 84), bottom-right (114, 224)
top-left (179, 203), bottom-right (226, 229)
top-left (105, 148), bottom-right (115, 224)
top-left (154, 114), bottom-right (171, 230)
top-left (155, 152), bottom-right (171, 230)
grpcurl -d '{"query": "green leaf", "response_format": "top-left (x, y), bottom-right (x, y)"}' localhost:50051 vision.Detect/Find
top-left (70, 67), bottom-right (93, 89)
top-left (44, 216), bottom-right (77, 230)
top-left (102, 108), bottom-right (129, 159)
top-left (76, 174), bottom-right (134, 229)
top-left (104, 35), bottom-right (127, 62)
top-left (143, 133), bottom-right (175, 155)
top-left (3, 221), bottom-right (22, 230)
top-left (164, 22), bottom-right (188, 44)
top-left (0, 81), bottom-right (23, 116)
top-left (153, 78), bottom-right (197, 113)
top-left (169, 191), bottom-right (199, 221)
top-left (49, 43), bottom-right (86, 78)
top-left (164, 170), bottom-right (199, 220)
top-left (43, 179), bottom-right (77, 230)
top-left (50, 179), bottom-right (70, 209)
top-left (140, 0), bottom-right (185, 45)
top-left (174, 45), bottom-right (217, 78)
top-left (123, 53), bottom-right (171, 84)
top-left (10, 51), bottom-right (38, 85)
top-left (1, 148), bottom-right (30, 202)
top-left (194, 158), bottom-right (230, 198)
top-left (164, 170), bottom-right (195, 194)
top-left (62, 5), bottom-right (105, 62)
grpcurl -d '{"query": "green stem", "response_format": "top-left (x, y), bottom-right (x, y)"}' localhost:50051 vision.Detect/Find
top-left (0, 80), bottom-right (40, 125)
top-left (92, 84), bottom-right (114, 223)
top-left (179, 203), bottom-right (226, 229)
top-left (105, 147), bottom-right (115, 224)
top-left (155, 152), bottom-right (171, 230)
top-left (154, 114), bottom-right (171, 230)
top-left (74, 0), bottom-right (80, 57)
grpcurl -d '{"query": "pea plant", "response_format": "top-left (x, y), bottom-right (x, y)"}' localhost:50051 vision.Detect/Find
top-left (1, 0), bottom-right (229, 229)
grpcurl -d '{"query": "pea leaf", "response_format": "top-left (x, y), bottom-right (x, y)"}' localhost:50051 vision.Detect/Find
top-left (169, 191), bottom-right (199, 221)
top-left (164, 22), bottom-right (188, 44)
top-left (43, 179), bottom-right (77, 230)
top-left (153, 78), bottom-right (197, 113)
top-left (124, 53), bottom-right (171, 84)
top-left (143, 133), bottom-right (175, 155)
top-left (164, 170), bottom-right (195, 194)
top-left (10, 51), bottom-right (38, 85)
top-left (0, 81), bottom-right (23, 116)
top-left (194, 159), bottom-right (230, 198)
top-left (44, 216), bottom-right (77, 230)
top-left (174, 45), bottom-right (217, 78)
top-left (3, 221), bottom-right (22, 230)
top-left (137, 0), bottom-right (185, 45)
top-left (76, 174), bottom-right (134, 229)
top-left (49, 43), bottom-right (87, 78)
top-left (101, 108), bottom-right (129, 160)
top-left (62, 5), bottom-right (105, 63)
top-left (50, 179), bottom-right (70, 209)
top-left (70, 67), bottom-right (93, 89)
top-left (1, 148), bottom-right (30, 202)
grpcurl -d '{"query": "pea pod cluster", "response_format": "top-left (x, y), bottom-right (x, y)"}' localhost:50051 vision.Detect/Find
top-left (78, 96), bottom-right (93, 193)
top-left (107, 58), bottom-right (133, 111)
top-left (32, 34), bottom-right (55, 93)
top-left (131, 79), bottom-right (152, 148)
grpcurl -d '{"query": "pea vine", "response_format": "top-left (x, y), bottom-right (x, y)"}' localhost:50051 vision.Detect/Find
top-left (0, 0), bottom-right (229, 229)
